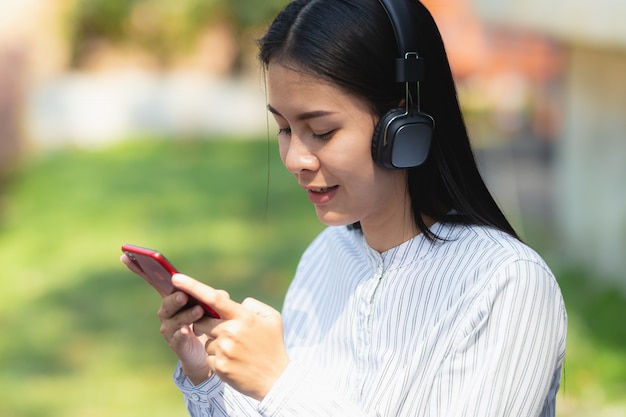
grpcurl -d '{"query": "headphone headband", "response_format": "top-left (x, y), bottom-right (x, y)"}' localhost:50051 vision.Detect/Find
top-left (378, 0), bottom-right (424, 83)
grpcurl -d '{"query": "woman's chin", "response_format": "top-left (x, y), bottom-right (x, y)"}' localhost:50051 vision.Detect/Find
top-left (315, 210), bottom-right (357, 227)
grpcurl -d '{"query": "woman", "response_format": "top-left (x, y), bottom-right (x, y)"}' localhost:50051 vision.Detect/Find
top-left (125, 0), bottom-right (567, 416)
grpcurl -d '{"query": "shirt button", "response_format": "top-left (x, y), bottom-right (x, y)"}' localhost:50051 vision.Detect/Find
top-left (190, 393), bottom-right (201, 402)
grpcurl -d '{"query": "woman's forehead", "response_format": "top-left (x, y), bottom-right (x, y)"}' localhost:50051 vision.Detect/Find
top-left (266, 63), bottom-right (371, 115)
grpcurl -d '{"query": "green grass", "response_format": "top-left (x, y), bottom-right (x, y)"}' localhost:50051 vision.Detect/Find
top-left (0, 137), bottom-right (323, 417)
top-left (0, 137), bottom-right (624, 416)
top-left (554, 269), bottom-right (626, 416)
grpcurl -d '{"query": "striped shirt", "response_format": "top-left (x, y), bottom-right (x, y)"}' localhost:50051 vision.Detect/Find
top-left (175, 222), bottom-right (567, 417)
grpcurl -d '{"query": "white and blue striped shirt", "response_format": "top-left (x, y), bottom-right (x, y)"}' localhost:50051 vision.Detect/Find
top-left (175, 222), bottom-right (567, 417)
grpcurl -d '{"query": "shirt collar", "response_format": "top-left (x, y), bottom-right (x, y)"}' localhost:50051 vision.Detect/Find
top-left (360, 222), bottom-right (463, 273)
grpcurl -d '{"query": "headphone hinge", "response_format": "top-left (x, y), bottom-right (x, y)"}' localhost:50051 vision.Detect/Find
top-left (395, 52), bottom-right (424, 83)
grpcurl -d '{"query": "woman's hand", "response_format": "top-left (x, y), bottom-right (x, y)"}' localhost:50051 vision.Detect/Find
top-left (158, 289), bottom-right (213, 385)
top-left (172, 273), bottom-right (290, 401)
top-left (121, 254), bottom-right (212, 384)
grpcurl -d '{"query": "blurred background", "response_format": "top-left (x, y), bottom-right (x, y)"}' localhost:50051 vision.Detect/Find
top-left (0, 0), bottom-right (624, 416)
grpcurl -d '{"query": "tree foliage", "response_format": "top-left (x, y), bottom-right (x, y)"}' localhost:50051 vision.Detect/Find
top-left (66, 0), bottom-right (287, 67)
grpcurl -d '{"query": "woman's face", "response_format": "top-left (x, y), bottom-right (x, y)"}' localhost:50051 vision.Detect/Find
top-left (267, 63), bottom-right (411, 233)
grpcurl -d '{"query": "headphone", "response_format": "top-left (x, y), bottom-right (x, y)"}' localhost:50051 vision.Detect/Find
top-left (372, 0), bottom-right (435, 169)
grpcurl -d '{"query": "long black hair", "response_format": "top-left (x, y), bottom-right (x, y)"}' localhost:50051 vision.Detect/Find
top-left (259, 0), bottom-right (519, 241)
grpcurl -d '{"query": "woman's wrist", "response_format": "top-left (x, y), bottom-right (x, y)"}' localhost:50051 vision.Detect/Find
top-left (182, 363), bottom-right (213, 386)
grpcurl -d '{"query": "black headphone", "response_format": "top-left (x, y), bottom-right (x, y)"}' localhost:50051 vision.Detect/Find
top-left (372, 0), bottom-right (435, 169)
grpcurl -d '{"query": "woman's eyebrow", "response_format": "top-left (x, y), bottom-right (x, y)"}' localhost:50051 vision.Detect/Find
top-left (267, 104), bottom-right (282, 116)
top-left (267, 104), bottom-right (335, 121)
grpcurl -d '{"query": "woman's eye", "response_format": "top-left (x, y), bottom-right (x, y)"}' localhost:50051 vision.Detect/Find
top-left (312, 130), bottom-right (335, 140)
top-left (277, 127), bottom-right (292, 136)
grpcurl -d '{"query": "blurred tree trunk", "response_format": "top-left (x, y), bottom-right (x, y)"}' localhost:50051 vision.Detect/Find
top-left (0, 0), bottom-right (69, 195)
top-left (0, 45), bottom-right (25, 205)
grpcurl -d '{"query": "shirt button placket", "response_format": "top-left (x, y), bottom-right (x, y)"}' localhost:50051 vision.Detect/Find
top-left (357, 260), bottom-right (384, 395)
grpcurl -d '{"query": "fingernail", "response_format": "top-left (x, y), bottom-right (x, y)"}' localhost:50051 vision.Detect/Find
top-left (171, 273), bottom-right (181, 284)
top-left (175, 293), bottom-right (184, 303)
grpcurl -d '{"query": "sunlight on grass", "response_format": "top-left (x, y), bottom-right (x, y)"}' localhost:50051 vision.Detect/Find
top-left (0, 137), bottom-right (322, 417)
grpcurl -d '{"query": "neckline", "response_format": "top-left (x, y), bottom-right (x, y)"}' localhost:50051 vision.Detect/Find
top-left (359, 221), bottom-right (458, 273)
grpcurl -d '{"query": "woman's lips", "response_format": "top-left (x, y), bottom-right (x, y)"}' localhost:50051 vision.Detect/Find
top-left (307, 185), bottom-right (339, 205)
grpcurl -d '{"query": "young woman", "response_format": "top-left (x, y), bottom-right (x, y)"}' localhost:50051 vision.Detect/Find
top-left (123, 1), bottom-right (567, 416)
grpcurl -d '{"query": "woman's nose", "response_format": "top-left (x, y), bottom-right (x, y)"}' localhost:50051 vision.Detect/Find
top-left (281, 136), bottom-right (320, 174)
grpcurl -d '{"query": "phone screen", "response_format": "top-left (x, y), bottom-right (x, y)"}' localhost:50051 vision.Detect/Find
top-left (122, 244), bottom-right (220, 318)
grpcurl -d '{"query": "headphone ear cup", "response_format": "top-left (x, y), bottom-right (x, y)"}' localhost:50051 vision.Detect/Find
top-left (372, 108), bottom-right (434, 169)
top-left (372, 108), bottom-right (402, 169)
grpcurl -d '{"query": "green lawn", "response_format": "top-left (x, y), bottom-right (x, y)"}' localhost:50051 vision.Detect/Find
top-left (0, 137), bottom-right (624, 416)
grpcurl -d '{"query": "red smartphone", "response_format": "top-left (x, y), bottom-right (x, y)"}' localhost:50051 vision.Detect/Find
top-left (121, 244), bottom-right (220, 318)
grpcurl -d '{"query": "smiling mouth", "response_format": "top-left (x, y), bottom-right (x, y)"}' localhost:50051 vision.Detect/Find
top-left (310, 185), bottom-right (338, 193)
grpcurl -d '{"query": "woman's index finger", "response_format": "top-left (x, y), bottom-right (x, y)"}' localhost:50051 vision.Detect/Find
top-left (171, 273), bottom-right (242, 320)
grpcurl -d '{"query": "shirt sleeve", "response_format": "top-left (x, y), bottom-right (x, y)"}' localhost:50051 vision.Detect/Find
top-left (174, 360), bottom-right (373, 417)
top-left (173, 362), bottom-right (227, 417)
top-left (257, 361), bottom-right (372, 417)
top-left (429, 259), bottom-right (568, 417)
